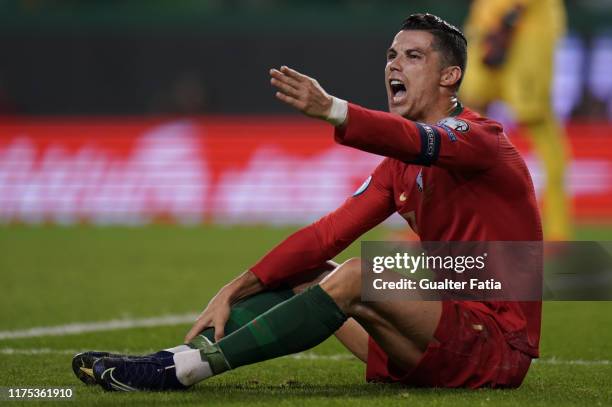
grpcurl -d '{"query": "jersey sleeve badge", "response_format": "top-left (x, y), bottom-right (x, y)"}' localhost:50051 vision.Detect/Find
top-left (437, 117), bottom-right (470, 132)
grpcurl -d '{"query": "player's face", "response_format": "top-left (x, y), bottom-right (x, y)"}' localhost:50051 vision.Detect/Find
top-left (385, 30), bottom-right (445, 120)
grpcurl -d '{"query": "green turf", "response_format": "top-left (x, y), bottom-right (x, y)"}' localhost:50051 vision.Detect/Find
top-left (0, 225), bottom-right (611, 406)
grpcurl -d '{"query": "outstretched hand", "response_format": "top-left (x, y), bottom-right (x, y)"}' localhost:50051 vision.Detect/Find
top-left (270, 66), bottom-right (333, 120)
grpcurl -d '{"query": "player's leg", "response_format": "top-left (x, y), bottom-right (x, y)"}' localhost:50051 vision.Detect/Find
top-left (291, 262), bottom-right (369, 363)
top-left (320, 258), bottom-right (441, 369)
top-left (82, 261), bottom-right (368, 391)
top-left (196, 287), bottom-right (295, 343)
top-left (332, 318), bottom-right (369, 362)
top-left (92, 257), bottom-right (433, 391)
top-left (92, 281), bottom-right (351, 391)
top-left (182, 259), bottom-right (369, 373)
top-left (199, 257), bottom-right (438, 372)
top-left (503, 24), bottom-right (572, 240)
top-left (523, 112), bottom-right (572, 240)
top-left (183, 263), bottom-right (369, 367)
top-left (188, 261), bottom-right (367, 363)
top-left (71, 287), bottom-right (296, 388)
top-left (186, 260), bottom-right (368, 364)
top-left (216, 258), bottom-right (525, 388)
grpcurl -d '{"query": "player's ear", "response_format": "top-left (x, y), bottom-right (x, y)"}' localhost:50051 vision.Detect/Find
top-left (440, 65), bottom-right (462, 89)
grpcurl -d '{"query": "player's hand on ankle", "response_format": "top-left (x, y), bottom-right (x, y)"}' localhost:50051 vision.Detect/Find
top-left (185, 270), bottom-right (265, 343)
top-left (269, 66), bottom-right (334, 120)
top-left (185, 288), bottom-right (232, 343)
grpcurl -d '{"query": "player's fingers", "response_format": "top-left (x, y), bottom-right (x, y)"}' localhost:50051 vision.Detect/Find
top-left (184, 317), bottom-right (210, 342)
top-left (213, 320), bottom-right (225, 342)
top-left (184, 328), bottom-right (197, 343)
top-left (270, 78), bottom-right (301, 99)
top-left (269, 69), bottom-right (301, 90)
top-left (275, 91), bottom-right (305, 110)
top-left (280, 65), bottom-right (307, 82)
top-left (184, 325), bottom-right (200, 343)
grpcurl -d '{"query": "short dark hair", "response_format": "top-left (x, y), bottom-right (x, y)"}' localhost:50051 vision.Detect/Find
top-left (400, 13), bottom-right (468, 88)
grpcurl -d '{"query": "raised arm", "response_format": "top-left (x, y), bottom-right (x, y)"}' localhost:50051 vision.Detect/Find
top-left (335, 103), bottom-right (501, 171)
top-left (270, 66), bottom-right (501, 171)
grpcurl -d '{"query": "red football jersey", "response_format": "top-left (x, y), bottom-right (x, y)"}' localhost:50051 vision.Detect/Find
top-left (250, 103), bottom-right (543, 361)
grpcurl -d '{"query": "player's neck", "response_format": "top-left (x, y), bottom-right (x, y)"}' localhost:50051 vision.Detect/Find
top-left (417, 96), bottom-right (460, 125)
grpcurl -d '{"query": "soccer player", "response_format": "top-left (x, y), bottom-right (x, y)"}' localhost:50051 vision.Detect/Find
top-left (72, 13), bottom-right (542, 391)
top-left (460, 0), bottom-right (571, 239)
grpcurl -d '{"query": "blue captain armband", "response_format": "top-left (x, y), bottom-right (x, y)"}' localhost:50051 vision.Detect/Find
top-left (409, 123), bottom-right (441, 166)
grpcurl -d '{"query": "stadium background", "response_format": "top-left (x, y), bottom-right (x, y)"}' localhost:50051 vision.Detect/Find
top-left (0, 1), bottom-right (611, 405)
top-left (0, 0), bottom-right (611, 225)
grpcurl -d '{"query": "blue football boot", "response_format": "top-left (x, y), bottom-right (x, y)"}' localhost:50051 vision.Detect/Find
top-left (92, 354), bottom-right (188, 391)
top-left (72, 351), bottom-right (127, 385)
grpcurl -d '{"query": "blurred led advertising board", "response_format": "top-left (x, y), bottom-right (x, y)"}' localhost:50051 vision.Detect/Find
top-left (0, 118), bottom-right (610, 225)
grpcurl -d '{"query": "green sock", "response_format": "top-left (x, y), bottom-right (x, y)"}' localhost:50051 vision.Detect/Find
top-left (193, 288), bottom-right (294, 345)
top-left (203, 285), bottom-right (347, 373)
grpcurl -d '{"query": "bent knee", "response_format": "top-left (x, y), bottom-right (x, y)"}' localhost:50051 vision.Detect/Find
top-left (320, 258), bottom-right (363, 309)
top-left (341, 257), bottom-right (362, 274)
top-left (334, 258), bottom-right (364, 283)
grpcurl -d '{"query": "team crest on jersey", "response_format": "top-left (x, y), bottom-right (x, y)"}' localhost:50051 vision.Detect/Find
top-left (416, 169), bottom-right (423, 192)
top-left (353, 175), bottom-right (372, 197)
top-left (437, 117), bottom-right (469, 132)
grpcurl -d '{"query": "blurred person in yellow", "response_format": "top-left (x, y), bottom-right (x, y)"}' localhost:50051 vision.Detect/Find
top-left (461, 0), bottom-right (571, 239)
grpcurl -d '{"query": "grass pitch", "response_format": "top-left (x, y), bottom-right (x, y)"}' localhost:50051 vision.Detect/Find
top-left (0, 225), bottom-right (611, 406)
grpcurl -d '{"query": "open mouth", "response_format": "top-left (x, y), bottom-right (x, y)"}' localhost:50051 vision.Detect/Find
top-left (389, 79), bottom-right (407, 103)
